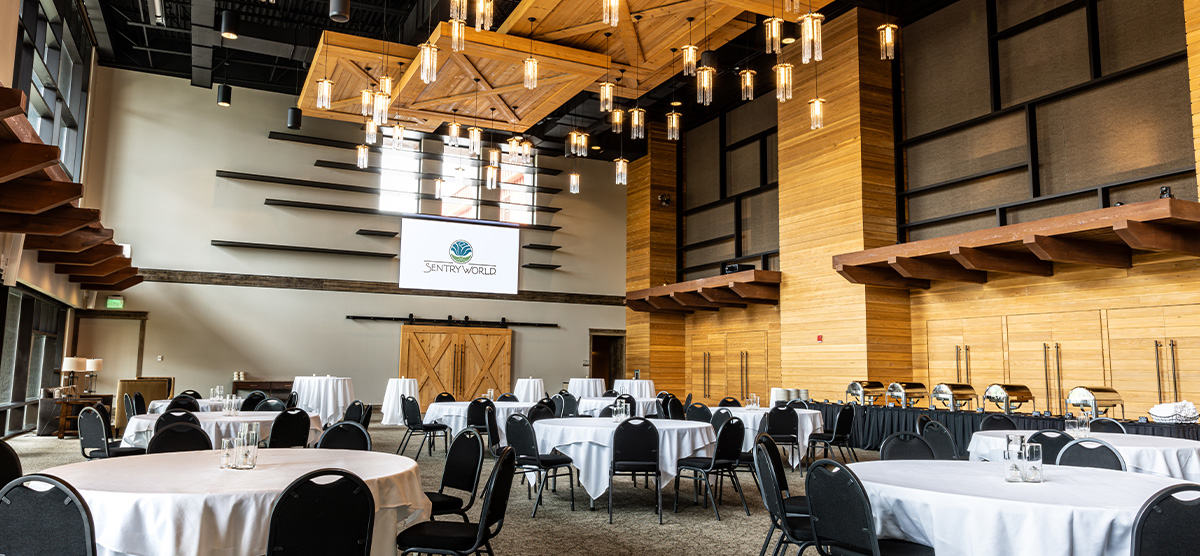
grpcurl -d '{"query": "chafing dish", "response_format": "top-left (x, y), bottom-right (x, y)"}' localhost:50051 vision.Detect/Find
top-left (931, 383), bottom-right (977, 411)
top-left (1066, 386), bottom-right (1124, 418)
top-left (845, 381), bottom-right (885, 404)
top-left (886, 382), bottom-right (927, 408)
top-left (983, 384), bottom-right (1035, 414)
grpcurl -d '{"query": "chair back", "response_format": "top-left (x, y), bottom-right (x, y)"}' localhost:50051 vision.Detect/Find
top-left (920, 420), bottom-right (958, 460)
top-left (133, 391), bottom-right (147, 415)
top-left (753, 444), bottom-right (791, 531)
top-left (435, 392), bottom-right (456, 403)
top-left (686, 402), bottom-right (712, 422)
top-left (240, 392), bottom-right (266, 412)
top-left (123, 394), bottom-right (137, 421)
top-left (343, 400), bottom-right (366, 424)
top-left (1091, 417), bottom-right (1127, 434)
top-left (787, 399), bottom-right (809, 410)
top-left (467, 398), bottom-right (496, 428)
top-left (92, 402), bottom-right (112, 430)
top-left (602, 390), bottom-right (619, 398)
top-left (0, 438), bottom-right (21, 488)
top-left (980, 414), bottom-right (1017, 431)
top-left (179, 389), bottom-right (203, 399)
top-left (256, 398), bottom-right (287, 412)
top-left (477, 447), bottom-right (517, 541)
top-left (441, 429), bottom-right (485, 502)
top-left (155, 408), bottom-right (201, 432)
top-left (683, 393), bottom-right (693, 408)
top-left (551, 394), bottom-right (566, 417)
top-left (615, 393), bottom-right (636, 407)
top-left (317, 421), bottom-right (372, 451)
top-left (554, 393), bottom-right (579, 417)
top-left (879, 432), bottom-right (935, 461)
top-left (77, 407), bottom-right (111, 458)
top-left (598, 405), bottom-right (616, 418)
top-left (268, 408), bottom-right (313, 448)
top-left (497, 393), bottom-right (519, 402)
top-left (833, 404), bottom-right (856, 438)
top-left (285, 391), bottom-right (298, 409)
top-left (147, 423), bottom-right (213, 454)
top-left (484, 406), bottom-right (501, 457)
top-left (755, 434), bottom-right (790, 495)
top-left (718, 397), bottom-right (741, 407)
top-left (807, 459), bottom-right (883, 556)
top-left (166, 395), bottom-right (201, 412)
top-left (916, 414), bottom-right (933, 432)
top-left (0, 474), bottom-right (96, 556)
top-left (766, 406), bottom-right (799, 437)
top-left (1132, 484), bottom-right (1200, 556)
top-left (266, 469), bottom-right (375, 556)
top-left (504, 414), bottom-right (541, 466)
top-left (666, 396), bottom-right (685, 420)
top-left (359, 404), bottom-right (373, 429)
top-left (1028, 429), bottom-right (1074, 464)
top-left (401, 396), bottom-right (423, 427)
top-left (527, 404), bottom-right (555, 423)
top-left (711, 408), bottom-right (732, 432)
top-left (613, 418), bottom-right (658, 467)
top-left (714, 417), bottom-right (746, 463)
top-left (1056, 438), bottom-right (1126, 471)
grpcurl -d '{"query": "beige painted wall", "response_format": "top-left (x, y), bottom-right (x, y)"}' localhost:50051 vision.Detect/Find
top-left (80, 68), bottom-right (627, 402)
top-left (0, 1), bottom-right (17, 87)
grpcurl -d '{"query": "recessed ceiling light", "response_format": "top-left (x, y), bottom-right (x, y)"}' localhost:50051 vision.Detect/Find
top-left (591, 145), bottom-right (601, 150)
top-left (782, 37), bottom-right (796, 45)
top-left (670, 101), bottom-right (682, 106)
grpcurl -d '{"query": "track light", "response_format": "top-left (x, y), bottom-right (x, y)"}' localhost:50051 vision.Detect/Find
top-left (220, 11), bottom-right (239, 40)
top-left (217, 83), bottom-right (232, 107)
top-left (287, 107), bottom-right (302, 130)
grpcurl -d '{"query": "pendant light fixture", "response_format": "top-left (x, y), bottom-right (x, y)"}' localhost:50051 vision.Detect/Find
top-left (476, 0), bottom-right (493, 31)
top-left (448, 108), bottom-right (462, 147)
top-left (434, 177), bottom-right (445, 200)
top-left (520, 139), bottom-right (533, 165)
top-left (740, 69), bottom-right (756, 100)
top-left (611, 107), bottom-right (624, 133)
top-left (614, 157), bottom-right (628, 186)
top-left (220, 10), bottom-right (239, 40)
top-left (799, 0), bottom-right (824, 64)
top-left (419, 0), bottom-right (438, 84)
top-left (468, 80), bottom-right (483, 157)
top-left (356, 144), bottom-right (369, 168)
top-left (569, 129), bottom-right (590, 156)
top-left (216, 50), bottom-right (232, 107)
top-left (879, 22), bottom-right (898, 60)
top-left (360, 86), bottom-right (373, 116)
top-left (765, 0), bottom-right (782, 55)
top-left (602, 0), bottom-right (619, 27)
top-left (666, 49), bottom-right (680, 141)
top-left (774, 61), bottom-right (793, 102)
top-left (524, 18), bottom-right (538, 89)
top-left (784, 0), bottom-right (800, 14)
top-left (809, 63), bottom-right (825, 129)
top-left (450, 0), bottom-right (467, 52)
top-left (391, 124), bottom-right (405, 150)
top-left (629, 54), bottom-right (645, 139)
top-left (599, 33), bottom-right (615, 112)
top-left (682, 17), bottom-right (698, 76)
top-left (507, 135), bottom-right (522, 163)
top-left (569, 170), bottom-right (581, 194)
top-left (373, 80), bottom-right (390, 125)
top-left (329, 0), bottom-right (350, 23)
top-left (485, 108), bottom-right (499, 189)
top-left (696, 5), bottom-right (715, 106)
top-left (365, 118), bottom-right (377, 144)
top-left (316, 32), bottom-right (333, 110)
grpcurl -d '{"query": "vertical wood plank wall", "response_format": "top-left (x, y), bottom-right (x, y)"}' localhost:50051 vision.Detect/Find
top-left (777, 8), bottom-right (913, 399)
top-left (626, 123), bottom-right (687, 394)
top-left (1186, 0), bottom-right (1200, 177)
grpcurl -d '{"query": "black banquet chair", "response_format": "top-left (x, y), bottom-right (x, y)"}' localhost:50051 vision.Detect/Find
top-left (718, 397), bottom-right (742, 407)
top-left (79, 407), bottom-right (144, 460)
top-left (497, 392), bottom-right (519, 402)
top-left (147, 423), bottom-right (213, 454)
top-left (267, 408), bottom-right (313, 448)
top-left (255, 398), bottom-right (287, 412)
top-left (123, 393), bottom-right (138, 421)
top-left (240, 391), bottom-right (267, 412)
top-left (1056, 438), bottom-right (1127, 471)
top-left (154, 408), bottom-right (201, 432)
top-left (806, 459), bottom-right (935, 556)
top-left (754, 434), bottom-right (810, 556)
top-left (766, 406), bottom-right (801, 467)
top-left (0, 438), bottom-right (21, 488)
top-left (317, 421), bottom-right (372, 451)
top-left (506, 414), bottom-right (574, 518)
top-left (358, 403), bottom-right (374, 429)
top-left (980, 414), bottom-right (1017, 431)
top-left (754, 443), bottom-right (813, 556)
top-left (787, 399), bottom-right (809, 410)
top-left (807, 403), bottom-right (858, 463)
top-left (165, 395), bottom-right (201, 412)
top-left (526, 404), bottom-right (555, 423)
top-left (665, 396), bottom-right (685, 420)
top-left (428, 429), bottom-right (485, 522)
top-left (1028, 429), bottom-right (1074, 465)
top-left (598, 405), bottom-right (616, 418)
top-left (686, 402), bottom-right (712, 422)
top-left (0, 474), bottom-right (97, 556)
top-left (285, 391), bottom-right (298, 409)
top-left (484, 406), bottom-right (503, 459)
top-left (1132, 484), bottom-right (1200, 556)
top-left (343, 400), bottom-right (367, 425)
top-left (602, 389), bottom-right (619, 397)
top-left (398, 396), bottom-right (449, 459)
top-left (132, 391), bottom-right (148, 415)
top-left (467, 398), bottom-right (496, 437)
top-left (266, 469), bottom-right (375, 556)
top-left (609, 417), bottom-right (662, 524)
top-left (674, 416), bottom-right (749, 521)
top-left (178, 389), bottom-right (203, 399)
top-left (879, 431), bottom-right (935, 461)
top-left (1091, 417), bottom-right (1127, 434)
top-left (397, 447), bottom-right (517, 556)
top-left (435, 392), bottom-right (456, 403)
top-left (920, 420), bottom-right (960, 460)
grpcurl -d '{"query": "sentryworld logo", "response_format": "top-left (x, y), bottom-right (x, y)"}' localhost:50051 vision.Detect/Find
top-left (423, 239), bottom-right (497, 275)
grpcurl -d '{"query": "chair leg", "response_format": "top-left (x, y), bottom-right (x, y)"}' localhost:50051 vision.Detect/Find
top-left (703, 474), bottom-right (721, 521)
top-left (673, 473), bottom-right (681, 514)
top-left (759, 522), bottom-right (778, 556)
top-left (568, 467), bottom-right (575, 511)
top-left (656, 472), bottom-right (663, 525)
top-left (414, 434), bottom-right (427, 461)
top-left (608, 472), bottom-right (614, 524)
top-left (532, 471), bottom-right (547, 518)
top-left (728, 470), bottom-right (750, 516)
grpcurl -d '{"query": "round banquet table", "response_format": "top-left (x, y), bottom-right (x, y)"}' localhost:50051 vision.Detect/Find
top-left (41, 449), bottom-right (432, 556)
top-left (148, 398), bottom-right (225, 413)
top-left (968, 430), bottom-right (1200, 481)
top-left (851, 460), bottom-right (1191, 556)
top-left (567, 378), bottom-right (605, 399)
top-left (534, 417), bottom-right (716, 500)
top-left (121, 411), bottom-right (323, 449)
top-left (725, 407), bottom-right (823, 467)
top-left (577, 397), bottom-right (658, 417)
top-left (612, 379), bottom-right (656, 399)
top-left (381, 378), bottom-right (419, 425)
top-left (292, 375), bottom-right (355, 425)
top-left (424, 401), bottom-right (536, 445)
top-left (513, 377), bottom-right (545, 403)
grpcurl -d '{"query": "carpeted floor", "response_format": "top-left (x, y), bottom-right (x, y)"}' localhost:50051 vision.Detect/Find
top-left (7, 419), bottom-right (878, 555)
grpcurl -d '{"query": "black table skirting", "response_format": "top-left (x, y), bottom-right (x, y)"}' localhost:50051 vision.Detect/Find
top-left (806, 402), bottom-right (1200, 460)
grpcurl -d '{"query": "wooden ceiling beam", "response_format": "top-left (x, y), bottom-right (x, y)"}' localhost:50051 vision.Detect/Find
top-left (697, 286), bottom-right (749, 307)
top-left (0, 177), bottom-right (83, 214)
top-left (835, 264), bottom-right (930, 289)
top-left (644, 295), bottom-right (694, 313)
top-left (727, 282), bottom-right (780, 303)
top-left (55, 256), bottom-right (133, 276)
top-left (889, 256), bottom-right (988, 284)
top-left (1113, 220), bottom-right (1200, 257)
top-left (409, 73), bottom-right (577, 110)
top-left (668, 291), bottom-right (720, 310)
top-left (537, 0), bottom-right (707, 41)
top-left (0, 142), bottom-right (61, 183)
top-left (81, 276), bottom-right (144, 291)
top-left (336, 58), bottom-right (378, 88)
top-left (616, 0), bottom-right (644, 67)
top-left (69, 266), bottom-right (138, 285)
top-left (625, 298), bottom-right (658, 312)
top-left (950, 245), bottom-right (1054, 277)
top-left (37, 243), bottom-right (124, 265)
top-left (23, 226), bottom-right (113, 252)
top-left (444, 53), bottom-right (521, 123)
top-left (0, 88), bottom-right (25, 119)
top-left (498, 0), bottom-right (567, 34)
top-left (1023, 234), bottom-right (1132, 268)
top-left (0, 205), bottom-right (98, 236)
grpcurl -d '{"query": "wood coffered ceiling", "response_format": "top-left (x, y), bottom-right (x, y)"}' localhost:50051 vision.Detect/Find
top-left (300, 0), bottom-right (834, 133)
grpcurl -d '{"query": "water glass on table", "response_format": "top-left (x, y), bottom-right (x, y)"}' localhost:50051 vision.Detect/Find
top-left (231, 422), bottom-right (260, 470)
top-left (1021, 443), bottom-right (1043, 483)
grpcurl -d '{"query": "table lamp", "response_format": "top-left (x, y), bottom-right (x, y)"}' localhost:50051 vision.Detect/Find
top-left (62, 357), bottom-right (87, 396)
top-left (85, 358), bottom-right (103, 395)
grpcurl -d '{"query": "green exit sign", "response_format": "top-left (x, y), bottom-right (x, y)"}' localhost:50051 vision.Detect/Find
top-left (106, 296), bottom-right (125, 309)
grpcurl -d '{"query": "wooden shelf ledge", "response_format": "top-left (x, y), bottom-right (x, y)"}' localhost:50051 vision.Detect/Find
top-left (832, 198), bottom-right (1200, 289)
top-left (625, 270), bottom-right (782, 313)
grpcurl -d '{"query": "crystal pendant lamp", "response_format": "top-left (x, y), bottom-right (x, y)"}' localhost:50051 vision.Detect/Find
top-left (391, 125), bottom-right (405, 150)
top-left (451, 18), bottom-right (466, 52)
top-left (434, 177), bottom-right (445, 200)
top-left (569, 172), bottom-right (580, 194)
top-left (775, 63), bottom-right (793, 102)
top-left (809, 97), bottom-right (825, 129)
top-left (360, 87), bottom-right (373, 116)
top-left (316, 78), bottom-right (332, 110)
top-left (447, 121), bottom-right (461, 147)
top-left (629, 107), bottom-right (645, 139)
top-left (611, 108), bottom-right (624, 133)
top-left (800, 11), bottom-right (824, 63)
top-left (602, 0), bottom-right (619, 26)
top-left (419, 42), bottom-right (439, 84)
top-left (468, 126), bottom-right (483, 157)
top-left (599, 82), bottom-right (615, 112)
top-left (485, 164), bottom-right (499, 190)
top-left (507, 136), bottom-right (522, 163)
top-left (879, 23), bottom-right (898, 60)
top-left (365, 119), bottom-right (377, 144)
top-left (520, 140), bottom-right (533, 165)
top-left (696, 66), bottom-right (715, 106)
top-left (740, 69), bottom-right (756, 101)
top-left (614, 157), bottom-right (628, 186)
top-left (524, 18), bottom-right (538, 89)
top-left (356, 144), bottom-right (369, 169)
top-left (764, 17), bottom-right (783, 54)
top-left (666, 111), bottom-right (681, 141)
top-left (476, 0), bottom-right (493, 31)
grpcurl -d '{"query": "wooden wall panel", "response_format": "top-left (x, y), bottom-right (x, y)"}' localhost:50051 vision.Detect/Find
top-left (777, 8), bottom-right (912, 400)
top-left (684, 304), bottom-right (781, 403)
top-left (1185, 0), bottom-right (1200, 192)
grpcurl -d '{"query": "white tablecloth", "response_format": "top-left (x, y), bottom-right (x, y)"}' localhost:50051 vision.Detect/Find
top-left (968, 430), bottom-right (1200, 481)
top-left (41, 449), bottom-right (431, 556)
top-left (382, 378), bottom-right (419, 425)
top-left (577, 397), bottom-right (658, 417)
top-left (613, 379), bottom-right (655, 399)
top-left (726, 407), bottom-right (824, 466)
top-left (513, 378), bottom-right (545, 403)
top-left (293, 376), bottom-right (355, 425)
top-left (148, 398), bottom-right (226, 413)
top-left (851, 460), bottom-right (1190, 556)
top-left (121, 411), bottom-right (323, 449)
top-left (534, 417), bottom-right (716, 500)
top-left (567, 378), bottom-right (605, 399)
top-left (424, 401), bottom-right (535, 445)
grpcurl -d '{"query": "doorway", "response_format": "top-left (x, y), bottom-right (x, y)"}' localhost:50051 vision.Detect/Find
top-left (589, 329), bottom-right (626, 388)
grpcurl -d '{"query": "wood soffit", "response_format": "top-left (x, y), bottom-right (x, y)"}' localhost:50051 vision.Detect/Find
top-left (832, 198), bottom-right (1200, 289)
top-left (625, 269), bottom-right (781, 313)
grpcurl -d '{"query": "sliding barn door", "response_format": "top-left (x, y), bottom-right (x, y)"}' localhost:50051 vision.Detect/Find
top-left (399, 326), bottom-right (459, 409)
top-left (459, 328), bottom-right (513, 401)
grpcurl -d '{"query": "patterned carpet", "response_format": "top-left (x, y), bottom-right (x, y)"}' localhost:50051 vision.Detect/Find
top-left (7, 419), bottom-right (878, 555)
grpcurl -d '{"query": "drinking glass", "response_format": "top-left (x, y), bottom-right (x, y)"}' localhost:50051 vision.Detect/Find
top-left (1022, 443), bottom-right (1043, 483)
top-left (220, 438), bottom-right (233, 469)
top-left (1003, 448), bottom-right (1024, 482)
top-left (232, 422), bottom-right (260, 469)
top-left (487, 388), bottom-right (495, 401)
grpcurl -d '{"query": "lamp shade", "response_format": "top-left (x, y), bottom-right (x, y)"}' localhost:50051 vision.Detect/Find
top-left (217, 84), bottom-right (232, 107)
top-left (86, 359), bottom-right (103, 372)
top-left (329, 0), bottom-right (350, 23)
top-left (62, 357), bottom-right (86, 371)
top-left (287, 107), bottom-right (302, 130)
